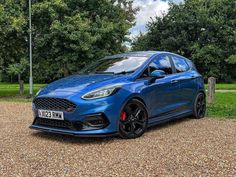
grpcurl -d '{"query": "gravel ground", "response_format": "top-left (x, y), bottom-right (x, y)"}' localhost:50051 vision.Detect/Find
top-left (0, 102), bottom-right (235, 176)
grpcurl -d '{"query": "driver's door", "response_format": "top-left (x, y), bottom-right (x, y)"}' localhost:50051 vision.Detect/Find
top-left (142, 54), bottom-right (182, 122)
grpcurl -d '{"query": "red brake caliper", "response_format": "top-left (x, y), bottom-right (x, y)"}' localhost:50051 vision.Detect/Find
top-left (120, 111), bottom-right (127, 121)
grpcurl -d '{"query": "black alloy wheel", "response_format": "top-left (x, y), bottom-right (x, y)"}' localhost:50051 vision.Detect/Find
top-left (119, 99), bottom-right (148, 139)
top-left (193, 92), bottom-right (206, 119)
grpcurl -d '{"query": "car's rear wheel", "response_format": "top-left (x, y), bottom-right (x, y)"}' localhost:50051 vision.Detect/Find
top-left (193, 92), bottom-right (206, 119)
top-left (119, 99), bottom-right (148, 139)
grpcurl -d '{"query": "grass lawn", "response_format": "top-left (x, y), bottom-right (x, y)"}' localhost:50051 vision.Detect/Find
top-left (206, 92), bottom-right (236, 119)
top-left (0, 83), bottom-right (235, 119)
top-left (1, 83), bottom-right (235, 97)
top-left (205, 83), bottom-right (236, 90)
top-left (0, 97), bottom-right (33, 102)
top-left (0, 83), bottom-right (46, 96)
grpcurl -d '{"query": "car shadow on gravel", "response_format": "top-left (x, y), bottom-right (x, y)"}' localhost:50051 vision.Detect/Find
top-left (147, 117), bottom-right (193, 132)
top-left (31, 132), bottom-right (117, 144)
top-left (30, 117), bottom-right (193, 144)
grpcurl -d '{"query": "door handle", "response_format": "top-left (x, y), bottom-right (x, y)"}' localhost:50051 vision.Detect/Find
top-left (171, 79), bottom-right (178, 84)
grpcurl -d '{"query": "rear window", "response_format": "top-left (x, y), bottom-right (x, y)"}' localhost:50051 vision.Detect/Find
top-left (172, 56), bottom-right (190, 73)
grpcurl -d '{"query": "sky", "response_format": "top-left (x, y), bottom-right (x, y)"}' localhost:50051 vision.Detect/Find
top-left (129, 0), bottom-right (183, 39)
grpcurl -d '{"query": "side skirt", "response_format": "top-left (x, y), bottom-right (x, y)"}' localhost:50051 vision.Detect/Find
top-left (147, 111), bottom-right (193, 128)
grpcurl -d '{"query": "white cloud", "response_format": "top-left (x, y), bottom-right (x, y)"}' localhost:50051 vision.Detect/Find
top-left (129, 0), bottom-right (170, 39)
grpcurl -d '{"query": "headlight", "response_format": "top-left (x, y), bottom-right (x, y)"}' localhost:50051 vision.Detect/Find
top-left (36, 88), bottom-right (43, 96)
top-left (81, 84), bottom-right (122, 100)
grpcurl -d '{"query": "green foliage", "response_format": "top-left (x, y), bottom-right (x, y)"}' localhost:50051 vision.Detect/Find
top-left (132, 0), bottom-right (236, 82)
top-left (7, 58), bottom-right (28, 77)
top-left (226, 55), bottom-right (236, 64)
top-left (0, 0), bottom-right (136, 82)
top-left (31, 0), bottom-right (136, 82)
top-left (0, 0), bottom-right (27, 82)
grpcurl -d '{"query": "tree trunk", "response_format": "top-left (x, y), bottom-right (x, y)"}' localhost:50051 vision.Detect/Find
top-left (19, 80), bottom-right (24, 96)
top-left (18, 73), bottom-right (21, 84)
top-left (18, 73), bottom-right (24, 96)
top-left (63, 65), bottom-right (69, 77)
top-left (0, 71), bottom-right (2, 82)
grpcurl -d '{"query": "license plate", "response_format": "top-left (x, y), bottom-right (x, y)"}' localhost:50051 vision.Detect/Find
top-left (38, 110), bottom-right (64, 120)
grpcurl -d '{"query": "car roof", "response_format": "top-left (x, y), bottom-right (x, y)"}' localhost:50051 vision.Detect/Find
top-left (103, 51), bottom-right (161, 59)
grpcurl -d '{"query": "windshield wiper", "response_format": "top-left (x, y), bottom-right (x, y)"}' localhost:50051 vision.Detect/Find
top-left (114, 70), bottom-right (134, 75)
top-left (94, 71), bottom-right (115, 74)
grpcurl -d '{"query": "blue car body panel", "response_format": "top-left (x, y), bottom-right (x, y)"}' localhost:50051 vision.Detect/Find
top-left (30, 51), bottom-right (205, 136)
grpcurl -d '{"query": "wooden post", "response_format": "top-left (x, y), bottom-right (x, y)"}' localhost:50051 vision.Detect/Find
top-left (207, 77), bottom-right (216, 104)
top-left (19, 80), bottom-right (24, 96)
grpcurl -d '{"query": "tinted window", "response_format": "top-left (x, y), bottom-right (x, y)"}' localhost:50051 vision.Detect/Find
top-left (81, 56), bottom-right (148, 74)
top-left (140, 68), bottom-right (149, 78)
top-left (172, 56), bottom-right (189, 73)
top-left (186, 59), bottom-right (197, 70)
top-left (149, 55), bottom-right (172, 74)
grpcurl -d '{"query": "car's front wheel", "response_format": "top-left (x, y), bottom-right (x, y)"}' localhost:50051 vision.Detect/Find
top-left (119, 99), bottom-right (148, 139)
top-left (193, 92), bottom-right (206, 119)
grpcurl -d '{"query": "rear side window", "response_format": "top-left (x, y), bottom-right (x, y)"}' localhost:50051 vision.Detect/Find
top-left (186, 59), bottom-right (197, 70)
top-left (149, 55), bottom-right (173, 75)
top-left (172, 56), bottom-right (189, 73)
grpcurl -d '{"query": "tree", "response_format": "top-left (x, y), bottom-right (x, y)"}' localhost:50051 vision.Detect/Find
top-left (0, 0), bottom-right (27, 82)
top-left (132, 0), bottom-right (236, 82)
top-left (7, 58), bottom-right (28, 95)
top-left (0, 0), bottom-right (137, 83)
top-left (7, 58), bottom-right (28, 82)
top-left (31, 0), bottom-right (137, 82)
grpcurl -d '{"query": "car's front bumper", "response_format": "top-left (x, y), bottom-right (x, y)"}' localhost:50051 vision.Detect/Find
top-left (30, 124), bottom-right (118, 137)
top-left (31, 90), bottom-right (130, 136)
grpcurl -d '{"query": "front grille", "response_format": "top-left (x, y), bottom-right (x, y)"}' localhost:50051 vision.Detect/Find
top-left (33, 97), bottom-right (76, 112)
top-left (34, 118), bottom-right (83, 130)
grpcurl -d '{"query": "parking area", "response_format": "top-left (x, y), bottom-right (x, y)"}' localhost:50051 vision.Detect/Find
top-left (0, 102), bottom-right (235, 176)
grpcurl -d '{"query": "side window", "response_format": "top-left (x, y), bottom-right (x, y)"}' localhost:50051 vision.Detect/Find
top-left (140, 68), bottom-right (149, 78)
top-left (186, 59), bottom-right (197, 71)
top-left (149, 55), bottom-right (173, 75)
top-left (172, 56), bottom-right (189, 73)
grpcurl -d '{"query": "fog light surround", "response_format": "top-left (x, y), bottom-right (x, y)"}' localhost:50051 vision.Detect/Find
top-left (82, 113), bottom-right (109, 130)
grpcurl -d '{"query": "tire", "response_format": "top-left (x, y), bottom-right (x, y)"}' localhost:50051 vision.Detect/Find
top-left (119, 99), bottom-right (148, 139)
top-left (193, 92), bottom-right (206, 119)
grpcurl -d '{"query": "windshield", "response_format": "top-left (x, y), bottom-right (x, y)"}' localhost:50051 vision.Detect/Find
top-left (80, 56), bottom-right (148, 74)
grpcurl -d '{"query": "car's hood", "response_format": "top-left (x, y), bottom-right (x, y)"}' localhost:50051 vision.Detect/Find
top-left (39, 74), bottom-right (124, 96)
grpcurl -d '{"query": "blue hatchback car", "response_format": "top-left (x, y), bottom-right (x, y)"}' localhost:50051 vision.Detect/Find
top-left (31, 51), bottom-right (206, 139)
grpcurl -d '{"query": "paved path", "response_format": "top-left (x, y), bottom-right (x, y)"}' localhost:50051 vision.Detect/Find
top-left (216, 90), bottom-right (236, 92)
top-left (206, 89), bottom-right (236, 92)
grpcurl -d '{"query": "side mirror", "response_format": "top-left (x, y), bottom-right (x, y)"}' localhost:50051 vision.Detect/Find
top-left (150, 70), bottom-right (166, 78)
